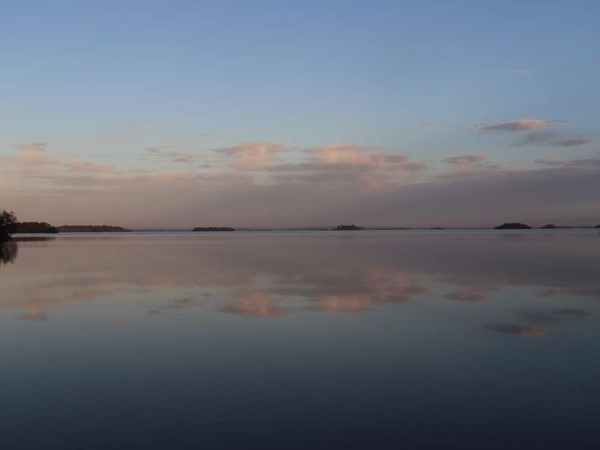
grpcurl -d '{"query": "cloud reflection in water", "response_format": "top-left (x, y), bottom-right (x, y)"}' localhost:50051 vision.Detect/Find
top-left (0, 232), bottom-right (598, 336)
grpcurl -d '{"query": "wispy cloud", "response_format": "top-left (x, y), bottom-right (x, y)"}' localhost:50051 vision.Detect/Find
top-left (2, 142), bottom-right (59, 165)
top-left (515, 133), bottom-right (593, 148)
top-left (442, 154), bottom-right (487, 167)
top-left (548, 137), bottom-right (593, 147)
top-left (535, 157), bottom-right (600, 167)
top-left (64, 161), bottom-right (116, 173)
top-left (15, 142), bottom-right (50, 152)
top-left (145, 147), bottom-right (201, 164)
top-left (477, 119), bottom-right (562, 133)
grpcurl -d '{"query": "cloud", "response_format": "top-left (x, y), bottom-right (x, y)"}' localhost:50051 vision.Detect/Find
top-left (514, 129), bottom-right (558, 147)
top-left (548, 138), bottom-right (593, 147)
top-left (2, 136), bottom-right (600, 229)
top-left (265, 145), bottom-right (428, 189)
top-left (145, 147), bottom-right (201, 164)
top-left (477, 119), bottom-right (562, 133)
top-left (534, 157), bottom-right (600, 167)
top-left (306, 145), bottom-right (427, 172)
top-left (516, 133), bottom-right (593, 147)
top-left (219, 291), bottom-right (285, 317)
top-left (15, 142), bottom-right (50, 151)
top-left (442, 154), bottom-right (487, 167)
top-left (64, 161), bottom-right (116, 173)
top-left (148, 297), bottom-right (200, 314)
top-left (2, 142), bottom-right (59, 165)
top-left (216, 142), bottom-right (287, 170)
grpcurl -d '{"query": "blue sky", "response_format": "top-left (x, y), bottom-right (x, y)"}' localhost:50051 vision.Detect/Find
top-left (1, 1), bottom-right (599, 227)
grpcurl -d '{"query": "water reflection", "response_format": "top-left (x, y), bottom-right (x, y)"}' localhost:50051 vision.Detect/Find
top-left (0, 232), bottom-right (598, 331)
top-left (0, 240), bottom-right (17, 266)
top-left (1, 231), bottom-right (600, 448)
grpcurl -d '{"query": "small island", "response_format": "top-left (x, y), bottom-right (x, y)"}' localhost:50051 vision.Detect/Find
top-left (334, 224), bottom-right (363, 231)
top-left (596, 224), bottom-right (600, 229)
top-left (57, 225), bottom-right (131, 232)
top-left (494, 222), bottom-right (532, 230)
top-left (193, 227), bottom-right (236, 232)
top-left (540, 224), bottom-right (578, 229)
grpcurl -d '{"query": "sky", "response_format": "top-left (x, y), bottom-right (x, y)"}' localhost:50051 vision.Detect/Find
top-left (1, 0), bottom-right (599, 228)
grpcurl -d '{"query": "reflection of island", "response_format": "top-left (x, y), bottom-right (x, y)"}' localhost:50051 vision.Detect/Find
top-left (494, 222), bottom-right (531, 230)
top-left (57, 225), bottom-right (131, 232)
top-left (4, 232), bottom-right (598, 327)
top-left (0, 240), bottom-right (18, 266)
top-left (193, 227), bottom-right (236, 232)
top-left (334, 224), bottom-right (363, 230)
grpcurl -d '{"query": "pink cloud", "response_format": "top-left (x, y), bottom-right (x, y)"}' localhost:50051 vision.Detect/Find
top-left (65, 161), bottom-right (116, 173)
top-left (216, 142), bottom-right (287, 170)
top-left (2, 142), bottom-right (59, 165)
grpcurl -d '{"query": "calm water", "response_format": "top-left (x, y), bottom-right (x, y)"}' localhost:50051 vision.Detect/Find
top-left (1, 231), bottom-right (599, 449)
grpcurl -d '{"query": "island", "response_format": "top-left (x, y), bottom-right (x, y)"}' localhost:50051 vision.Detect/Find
top-left (541, 224), bottom-right (558, 229)
top-left (57, 225), bottom-right (131, 232)
top-left (334, 224), bottom-right (363, 231)
top-left (14, 222), bottom-right (59, 234)
top-left (596, 224), bottom-right (600, 229)
top-left (193, 227), bottom-right (236, 232)
top-left (494, 222), bottom-right (532, 230)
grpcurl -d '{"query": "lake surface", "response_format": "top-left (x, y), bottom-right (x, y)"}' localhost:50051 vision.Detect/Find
top-left (1, 231), bottom-right (599, 449)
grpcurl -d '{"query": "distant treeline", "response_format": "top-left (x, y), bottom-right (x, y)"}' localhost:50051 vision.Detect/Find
top-left (14, 222), bottom-right (59, 234)
top-left (193, 227), bottom-right (236, 232)
top-left (495, 222), bottom-right (600, 230)
top-left (12, 223), bottom-right (130, 233)
top-left (4, 214), bottom-right (600, 237)
top-left (56, 225), bottom-right (131, 232)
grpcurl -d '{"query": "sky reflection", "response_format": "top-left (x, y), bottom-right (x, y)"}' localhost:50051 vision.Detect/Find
top-left (1, 231), bottom-right (600, 448)
top-left (1, 231), bottom-right (598, 331)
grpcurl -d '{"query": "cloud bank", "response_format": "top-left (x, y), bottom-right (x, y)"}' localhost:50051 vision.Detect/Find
top-left (1, 139), bottom-right (599, 228)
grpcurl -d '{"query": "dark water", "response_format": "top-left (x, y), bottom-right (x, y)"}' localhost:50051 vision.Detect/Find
top-left (1, 231), bottom-right (599, 449)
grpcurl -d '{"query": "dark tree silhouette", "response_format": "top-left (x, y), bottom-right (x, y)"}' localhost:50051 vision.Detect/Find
top-left (0, 210), bottom-right (17, 241)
